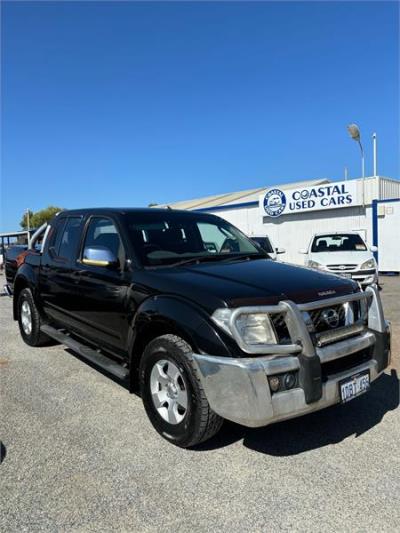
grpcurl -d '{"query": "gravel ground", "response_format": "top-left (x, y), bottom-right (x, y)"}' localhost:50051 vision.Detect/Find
top-left (1, 275), bottom-right (399, 532)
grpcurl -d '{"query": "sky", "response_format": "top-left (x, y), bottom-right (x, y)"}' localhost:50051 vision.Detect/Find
top-left (1, 1), bottom-right (399, 232)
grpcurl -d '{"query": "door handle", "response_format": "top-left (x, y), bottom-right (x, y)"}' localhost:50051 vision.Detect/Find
top-left (71, 270), bottom-right (87, 283)
top-left (72, 269), bottom-right (89, 276)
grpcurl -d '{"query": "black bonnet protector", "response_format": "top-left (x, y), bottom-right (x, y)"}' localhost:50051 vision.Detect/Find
top-left (182, 258), bottom-right (358, 307)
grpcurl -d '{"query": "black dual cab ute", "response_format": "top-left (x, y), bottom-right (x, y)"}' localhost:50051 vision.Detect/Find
top-left (7, 208), bottom-right (391, 447)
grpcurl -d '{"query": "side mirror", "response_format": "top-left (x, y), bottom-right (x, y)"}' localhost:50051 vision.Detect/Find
top-left (299, 248), bottom-right (308, 254)
top-left (82, 246), bottom-right (118, 268)
top-left (370, 245), bottom-right (378, 252)
top-left (276, 247), bottom-right (286, 254)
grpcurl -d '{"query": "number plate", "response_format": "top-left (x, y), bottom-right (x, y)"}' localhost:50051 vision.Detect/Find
top-left (339, 371), bottom-right (370, 403)
top-left (339, 272), bottom-right (352, 278)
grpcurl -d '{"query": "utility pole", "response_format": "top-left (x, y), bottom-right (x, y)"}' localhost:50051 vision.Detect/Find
top-left (26, 209), bottom-right (31, 247)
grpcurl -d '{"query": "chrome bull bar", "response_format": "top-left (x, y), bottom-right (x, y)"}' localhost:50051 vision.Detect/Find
top-left (192, 285), bottom-right (388, 428)
top-left (227, 286), bottom-right (378, 357)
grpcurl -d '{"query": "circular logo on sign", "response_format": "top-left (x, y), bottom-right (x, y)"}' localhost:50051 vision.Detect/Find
top-left (263, 189), bottom-right (287, 217)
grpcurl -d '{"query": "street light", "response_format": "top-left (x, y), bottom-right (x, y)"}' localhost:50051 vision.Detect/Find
top-left (372, 132), bottom-right (378, 176)
top-left (347, 123), bottom-right (365, 179)
top-left (347, 123), bottom-right (365, 208)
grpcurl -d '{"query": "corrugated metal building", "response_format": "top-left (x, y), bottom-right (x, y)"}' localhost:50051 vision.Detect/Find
top-left (158, 176), bottom-right (400, 271)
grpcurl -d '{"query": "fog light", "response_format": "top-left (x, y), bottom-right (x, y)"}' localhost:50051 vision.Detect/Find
top-left (284, 373), bottom-right (296, 389)
top-left (268, 376), bottom-right (280, 392)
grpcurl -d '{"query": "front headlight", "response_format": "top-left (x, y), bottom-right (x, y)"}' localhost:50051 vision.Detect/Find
top-left (211, 309), bottom-right (277, 346)
top-left (236, 313), bottom-right (277, 345)
top-left (307, 260), bottom-right (325, 270)
top-left (360, 259), bottom-right (376, 270)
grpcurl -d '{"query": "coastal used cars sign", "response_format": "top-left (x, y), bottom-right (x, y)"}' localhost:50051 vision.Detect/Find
top-left (261, 180), bottom-right (360, 218)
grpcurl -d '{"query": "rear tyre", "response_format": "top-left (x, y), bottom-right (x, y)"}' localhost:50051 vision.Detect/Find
top-left (140, 334), bottom-right (223, 448)
top-left (17, 288), bottom-right (52, 347)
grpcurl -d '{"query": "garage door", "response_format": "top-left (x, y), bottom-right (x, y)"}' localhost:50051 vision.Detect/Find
top-left (375, 199), bottom-right (400, 272)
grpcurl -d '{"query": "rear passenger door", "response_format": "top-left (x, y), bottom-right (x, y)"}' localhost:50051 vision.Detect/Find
top-left (73, 216), bottom-right (131, 355)
top-left (40, 215), bottom-right (84, 328)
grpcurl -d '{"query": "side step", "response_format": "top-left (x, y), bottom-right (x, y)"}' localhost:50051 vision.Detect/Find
top-left (2, 284), bottom-right (13, 297)
top-left (40, 324), bottom-right (129, 381)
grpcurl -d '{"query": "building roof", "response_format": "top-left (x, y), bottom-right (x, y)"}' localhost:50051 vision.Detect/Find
top-left (156, 178), bottom-right (330, 211)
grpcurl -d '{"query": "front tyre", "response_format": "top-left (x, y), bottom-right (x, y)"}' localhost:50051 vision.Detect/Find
top-left (17, 288), bottom-right (51, 347)
top-left (140, 334), bottom-right (223, 448)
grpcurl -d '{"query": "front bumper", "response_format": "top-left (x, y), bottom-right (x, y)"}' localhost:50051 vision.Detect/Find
top-left (192, 285), bottom-right (390, 428)
top-left (193, 352), bottom-right (382, 428)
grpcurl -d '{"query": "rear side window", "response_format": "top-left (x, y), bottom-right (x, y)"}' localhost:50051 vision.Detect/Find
top-left (50, 218), bottom-right (67, 254)
top-left (51, 217), bottom-right (82, 260)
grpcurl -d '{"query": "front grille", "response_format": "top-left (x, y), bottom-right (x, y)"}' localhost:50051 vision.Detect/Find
top-left (271, 300), bottom-right (367, 345)
top-left (309, 305), bottom-right (346, 332)
top-left (321, 349), bottom-right (372, 381)
top-left (327, 264), bottom-right (357, 271)
top-left (308, 301), bottom-right (364, 336)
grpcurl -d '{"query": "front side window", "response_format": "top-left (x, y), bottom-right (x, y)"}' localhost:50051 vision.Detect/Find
top-left (126, 212), bottom-right (261, 266)
top-left (82, 217), bottom-right (125, 266)
top-left (311, 234), bottom-right (367, 253)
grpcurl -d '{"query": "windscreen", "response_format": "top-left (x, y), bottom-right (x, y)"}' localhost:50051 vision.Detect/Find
top-left (126, 212), bottom-right (260, 266)
top-left (311, 234), bottom-right (367, 253)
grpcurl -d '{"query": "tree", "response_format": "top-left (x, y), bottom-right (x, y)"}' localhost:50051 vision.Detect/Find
top-left (20, 206), bottom-right (64, 230)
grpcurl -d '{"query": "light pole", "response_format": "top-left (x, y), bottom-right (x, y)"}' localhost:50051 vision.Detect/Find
top-left (347, 123), bottom-right (365, 178)
top-left (347, 123), bottom-right (365, 207)
top-left (372, 132), bottom-right (378, 176)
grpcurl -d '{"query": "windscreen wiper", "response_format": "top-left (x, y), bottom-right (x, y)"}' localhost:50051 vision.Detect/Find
top-left (168, 255), bottom-right (224, 268)
top-left (169, 253), bottom-right (266, 268)
top-left (216, 253), bottom-right (268, 263)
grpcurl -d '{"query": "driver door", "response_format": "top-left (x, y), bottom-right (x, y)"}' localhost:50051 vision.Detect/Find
top-left (74, 216), bottom-right (131, 355)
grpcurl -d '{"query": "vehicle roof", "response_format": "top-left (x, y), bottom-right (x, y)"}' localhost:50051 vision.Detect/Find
top-left (312, 231), bottom-right (362, 237)
top-left (56, 207), bottom-right (219, 217)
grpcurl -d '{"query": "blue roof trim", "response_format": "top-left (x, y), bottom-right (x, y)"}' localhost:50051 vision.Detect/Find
top-left (194, 196), bottom-right (400, 214)
top-left (373, 198), bottom-right (400, 204)
top-left (194, 200), bottom-right (259, 213)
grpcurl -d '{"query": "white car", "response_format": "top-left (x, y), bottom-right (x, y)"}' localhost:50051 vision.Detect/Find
top-left (300, 232), bottom-right (378, 286)
top-left (251, 235), bottom-right (286, 261)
